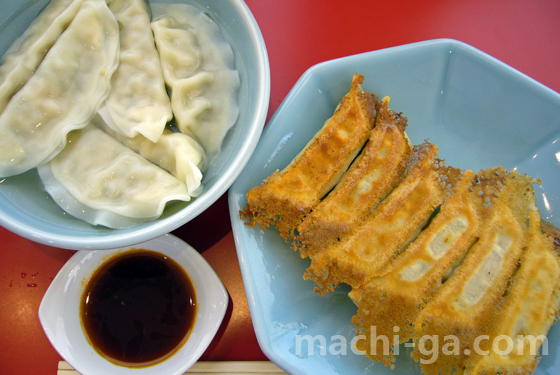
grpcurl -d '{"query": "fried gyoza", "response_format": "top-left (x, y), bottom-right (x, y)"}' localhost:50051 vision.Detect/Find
top-left (463, 209), bottom-right (560, 375)
top-left (241, 74), bottom-right (377, 239)
top-left (305, 142), bottom-right (461, 294)
top-left (295, 96), bottom-right (411, 259)
top-left (240, 73), bottom-right (560, 375)
top-left (349, 168), bottom-right (487, 364)
top-left (413, 171), bottom-right (537, 375)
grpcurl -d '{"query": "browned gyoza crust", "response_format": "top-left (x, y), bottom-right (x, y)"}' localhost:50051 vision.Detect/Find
top-left (295, 96), bottom-right (412, 259)
top-left (462, 210), bottom-right (560, 375)
top-left (412, 170), bottom-right (539, 375)
top-left (305, 142), bottom-right (462, 294)
top-left (241, 74), bottom-right (377, 239)
top-left (349, 168), bottom-right (486, 365)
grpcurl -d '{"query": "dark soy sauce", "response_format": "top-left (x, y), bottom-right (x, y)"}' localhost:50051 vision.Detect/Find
top-left (81, 249), bottom-right (197, 367)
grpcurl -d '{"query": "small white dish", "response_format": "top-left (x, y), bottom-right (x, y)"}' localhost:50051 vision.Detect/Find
top-left (39, 234), bottom-right (228, 375)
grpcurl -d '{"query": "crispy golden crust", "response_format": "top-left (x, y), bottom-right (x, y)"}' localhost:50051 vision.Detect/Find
top-left (350, 169), bottom-right (485, 363)
top-left (464, 211), bottom-right (560, 375)
top-left (240, 74), bottom-right (377, 239)
top-left (295, 97), bottom-right (411, 258)
top-left (305, 142), bottom-right (461, 294)
top-left (413, 170), bottom-right (536, 375)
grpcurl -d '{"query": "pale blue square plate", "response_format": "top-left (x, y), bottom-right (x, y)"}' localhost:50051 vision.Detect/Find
top-left (228, 39), bottom-right (560, 375)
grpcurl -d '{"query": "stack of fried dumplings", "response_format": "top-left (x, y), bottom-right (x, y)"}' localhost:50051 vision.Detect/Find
top-left (241, 74), bottom-right (560, 375)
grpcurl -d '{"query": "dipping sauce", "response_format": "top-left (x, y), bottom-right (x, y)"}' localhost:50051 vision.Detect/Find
top-left (80, 249), bottom-right (197, 367)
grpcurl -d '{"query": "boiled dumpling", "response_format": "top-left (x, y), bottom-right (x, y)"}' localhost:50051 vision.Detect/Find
top-left (0, 0), bottom-right (85, 115)
top-left (0, 0), bottom-right (119, 177)
top-left (98, 0), bottom-right (173, 143)
top-left (151, 3), bottom-right (240, 161)
top-left (37, 124), bottom-right (192, 229)
top-left (92, 114), bottom-right (207, 197)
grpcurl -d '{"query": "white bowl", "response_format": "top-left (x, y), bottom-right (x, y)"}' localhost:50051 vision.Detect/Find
top-left (229, 39), bottom-right (560, 375)
top-left (39, 234), bottom-right (228, 375)
top-left (0, 0), bottom-right (270, 250)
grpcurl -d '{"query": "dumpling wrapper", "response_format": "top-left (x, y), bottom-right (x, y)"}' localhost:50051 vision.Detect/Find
top-left (151, 3), bottom-right (240, 160)
top-left (98, 0), bottom-right (172, 143)
top-left (0, 0), bottom-right (85, 115)
top-left (0, 0), bottom-right (120, 177)
top-left (37, 125), bottom-right (192, 229)
top-left (92, 114), bottom-right (207, 197)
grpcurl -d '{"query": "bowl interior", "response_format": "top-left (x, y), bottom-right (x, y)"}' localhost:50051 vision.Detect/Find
top-left (0, 0), bottom-right (269, 250)
top-left (229, 39), bottom-right (560, 375)
top-left (39, 234), bottom-right (228, 375)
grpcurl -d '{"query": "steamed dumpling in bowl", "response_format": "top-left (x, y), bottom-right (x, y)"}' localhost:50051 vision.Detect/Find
top-left (0, 0), bottom-right (86, 115)
top-left (38, 124), bottom-right (193, 229)
top-left (151, 3), bottom-right (240, 161)
top-left (92, 114), bottom-right (207, 197)
top-left (98, 0), bottom-right (173, 143)
top-left (0, 0), bottom-right (120, 178)
top-left (0, 0), bottom-right (244, 230)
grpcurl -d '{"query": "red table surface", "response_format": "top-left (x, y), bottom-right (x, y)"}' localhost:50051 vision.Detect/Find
top-left (1, 1), bottom-right (559, 374)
